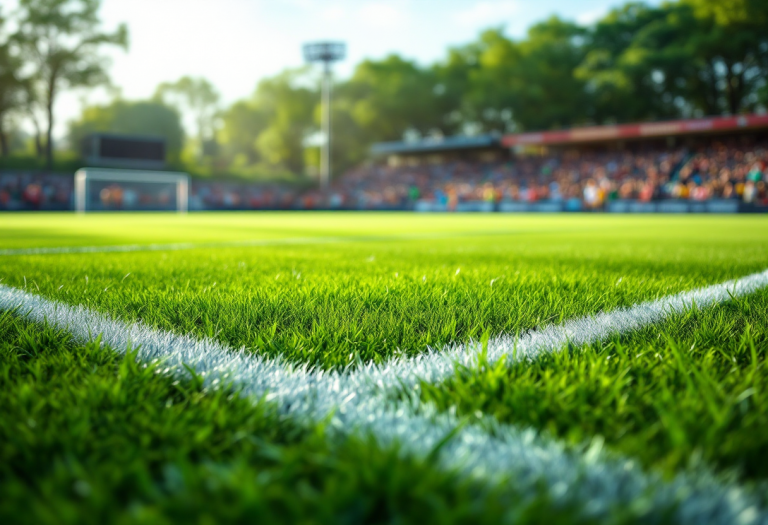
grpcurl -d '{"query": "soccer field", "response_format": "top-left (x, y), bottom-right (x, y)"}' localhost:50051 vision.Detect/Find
top-left (2, 212), bottom-right (768, 524)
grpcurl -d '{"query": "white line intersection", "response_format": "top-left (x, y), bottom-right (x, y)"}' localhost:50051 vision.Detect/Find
top-left (2, 269), bottom-right (768, 524)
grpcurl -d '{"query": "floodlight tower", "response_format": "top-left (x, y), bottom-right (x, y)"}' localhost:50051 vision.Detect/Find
top-left (303, 41), bottom-right (346, 191)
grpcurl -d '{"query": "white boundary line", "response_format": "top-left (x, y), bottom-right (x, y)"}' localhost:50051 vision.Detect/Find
top-left (0, 227), bottom-right (591, 257)
top-left (0, 237), bottom-right (349, 256)
top-left (0, 233), bottom-right (472, 256)
top-left (2, 270), bottom-right (768, 524)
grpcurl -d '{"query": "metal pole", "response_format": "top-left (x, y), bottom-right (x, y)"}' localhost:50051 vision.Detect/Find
top-left (74, 169), bottom-right (86, 213)
top-left (177, 176), bottom-right (189, 214)
top-left (303, 42), bottom-right (344, 189)
top-left (320, 65), bottom-right (332, 191)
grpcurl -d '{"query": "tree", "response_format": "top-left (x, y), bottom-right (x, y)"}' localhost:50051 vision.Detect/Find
top-left (14, 0), bottom-right (127, 168)
top-left (217, 100), bottom-right (270, 171)
top-left (577, 0), bottom-right (768, 120)
top-left (319, 55), bottom-right (448, 174)
top-left (513, 18), bottom-right (591, 130)
top-left (68, 99), bottom-right (184, 160)
top-left (674, 0), bottom-right (768, 114)
top-left (576, 3), bottom-right (682, 124)
top-left (460, 21), bottom-right (590, 132)
top-left (154, 76), bottom-right (220, 158)
top-left (0, 13), bottom-right (26, 156)
top-left (20, 80), bottom-right (45, 157)
top-left (345, 55), bottom-right (443, 142)
top-left (215, 69), bottom-right (315, 176)
top-left (440, 29), bottom-right (519, 133)
top-left (204, 0), bottom-right (768, 178)
top-left (324, 84), bottom-right (367, 175)
top-left (251, 70), bottom-right (315, 174)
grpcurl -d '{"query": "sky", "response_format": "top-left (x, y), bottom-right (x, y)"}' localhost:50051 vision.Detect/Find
top-left (7, 0), bottom-right (660, 138)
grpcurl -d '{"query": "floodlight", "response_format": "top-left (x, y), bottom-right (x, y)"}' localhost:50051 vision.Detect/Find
top-left (303, 42), bottom-right (346, 70)
top-left (303, 41), bottom-right (346, 191)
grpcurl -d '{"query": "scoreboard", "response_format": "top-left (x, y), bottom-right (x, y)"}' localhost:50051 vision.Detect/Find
top-left (82, 133), bottom-right (166, 169)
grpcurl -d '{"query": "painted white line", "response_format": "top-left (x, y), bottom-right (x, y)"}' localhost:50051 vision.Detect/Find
top-left (2, 270), bottom-right (768, 524)
top-left (0, 227), bottom-right (583, 257)
top-left (0, 233), bottom-right (465, 256)
top-left (0, 236), bottom-right (358, 256)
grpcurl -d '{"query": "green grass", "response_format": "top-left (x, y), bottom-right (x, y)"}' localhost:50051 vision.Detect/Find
top-left (1, 214), bottom-right (767, 368)
top-left (0, 312), bottom-right (593, 525)
top-left (0, 212), bottom-right (584, 248)
top-left (421, 288), bottom-right (768, 483)
top-left (1, 212), bottom-right (768, 523)
top-left (0, 212), bottom-right (764, 248)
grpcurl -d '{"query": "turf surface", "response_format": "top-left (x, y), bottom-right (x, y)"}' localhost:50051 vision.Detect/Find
top-left (0, 313), bottom-right (590, 525)
top-left (1, 212), bottom-right (768, 523)
top-left (1, 214), bottom-right (767, 368)
top-left (420, 287), bottom-right (768, 483)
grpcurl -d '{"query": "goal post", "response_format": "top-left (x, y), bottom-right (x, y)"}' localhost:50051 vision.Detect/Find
top-left (74, 168), bottom-right (189, 213)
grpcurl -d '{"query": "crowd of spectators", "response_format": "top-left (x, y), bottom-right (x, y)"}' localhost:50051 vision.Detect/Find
top-left (322, 137), bottom-right (768, 210)
top-left (92, 182), bottom-right (298, 211)
top-left (189, 182), bottom-right (296, 210)
top-left (0, 172), bottom-right (72, 211)
top-left (0, 173), bottom-right (301, 211)
top-left (2, 136), bottom-right (767, 212)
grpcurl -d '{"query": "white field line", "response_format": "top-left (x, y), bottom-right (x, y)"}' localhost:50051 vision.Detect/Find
top-left (2, 270), bottom-right (768, 524)
top-left (0, 226), bottom-right (587, 257)
top-left (0, 232), bottom-right (474, 256)
top-left (0, 237), bottom-right (349, 256)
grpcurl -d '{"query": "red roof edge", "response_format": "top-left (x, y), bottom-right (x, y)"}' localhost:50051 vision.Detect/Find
top-left (501, 114), bottom-right (768, 147)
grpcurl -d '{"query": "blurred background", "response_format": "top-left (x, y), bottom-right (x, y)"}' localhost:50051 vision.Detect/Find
top-left (0, 0), bottom-right (766, 213)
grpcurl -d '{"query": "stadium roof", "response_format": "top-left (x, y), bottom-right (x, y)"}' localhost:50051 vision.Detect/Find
top-left (502, 113), bottom-right (768, 147)
top-left (369, 114), bottom-right (768, 157)
top-left (370, 134), bottom-right (500, 156)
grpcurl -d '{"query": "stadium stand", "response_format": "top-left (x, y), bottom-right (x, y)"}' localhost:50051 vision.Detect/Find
top-left (0, 172), bottom-right (73, 211)
top-left (2, 115), bottom-right (767, 213)
top-left (189, 181), bottom-right (298, 211)
top-left (326, 114), bottom-right (768, 213)
top-left (327, 135), bottom-right (768, 212)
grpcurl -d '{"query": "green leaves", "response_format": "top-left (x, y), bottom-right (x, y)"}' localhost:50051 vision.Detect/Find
top-left (579, 0), bottom-right (768, 118)
top-left (67, 100), bottom-right (185, 161)
top-left (154, 76), bottom-right (221, 161)
top-left (217, 68), bottom-right (316, 176)
top-left (12, 0), bottom-right (128, 167)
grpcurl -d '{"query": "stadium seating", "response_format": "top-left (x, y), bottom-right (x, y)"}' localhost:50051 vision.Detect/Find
top-left (2, 137), bottom-right (766, 212)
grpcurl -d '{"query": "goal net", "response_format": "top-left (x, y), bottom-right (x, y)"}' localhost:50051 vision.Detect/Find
top-left (74, 168), bottom-right (189, 213)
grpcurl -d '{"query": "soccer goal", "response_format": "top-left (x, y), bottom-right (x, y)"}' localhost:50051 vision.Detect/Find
top-left (74, 168), bottom-right (189, 213)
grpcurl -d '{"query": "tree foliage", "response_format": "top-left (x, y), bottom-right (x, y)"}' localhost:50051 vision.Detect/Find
top-left (154, 76), bottom-right (220, 159)
top-left (0, 12), bottom-right (26, 156)
top-left (67, 99), bottom-right (184, 160)
top-left (578, 0), bottom-right (768, 119)
top-left (13, 0), bottom-right (127, 167)
top-left (1, 0), bottom-right (766, 178)
top-left (458, 19), bottom-right (591, 132)
top-left (216, 69), bottom-right (315, 176)
top-left (211, 0), bottom-right (768, 179)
